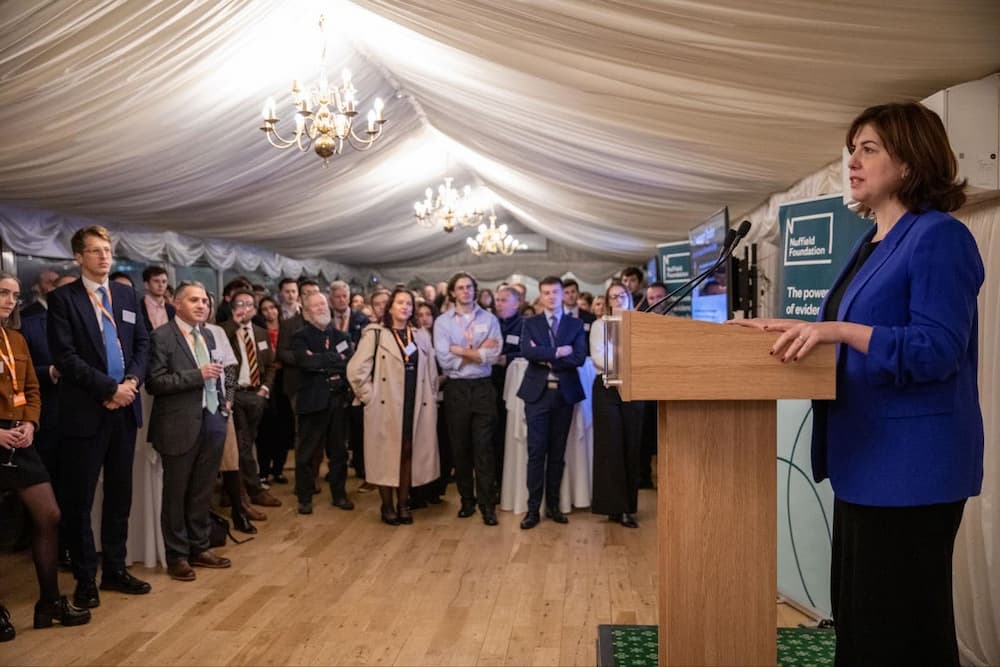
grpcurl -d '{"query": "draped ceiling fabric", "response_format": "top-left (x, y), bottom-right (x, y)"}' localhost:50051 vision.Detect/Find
top-left (1, 0), bottom-right (998, 270)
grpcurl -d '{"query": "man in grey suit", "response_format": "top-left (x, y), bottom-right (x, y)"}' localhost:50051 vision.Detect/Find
top-left (147, 282), bottom-right (235, 582)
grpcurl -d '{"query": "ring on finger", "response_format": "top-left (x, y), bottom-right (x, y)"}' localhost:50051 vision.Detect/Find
top-left (797, 335), bottom-right (807, 342)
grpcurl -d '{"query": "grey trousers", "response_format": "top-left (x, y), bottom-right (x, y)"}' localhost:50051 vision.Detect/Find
top-left (161, 410), bottom-right (227, 563)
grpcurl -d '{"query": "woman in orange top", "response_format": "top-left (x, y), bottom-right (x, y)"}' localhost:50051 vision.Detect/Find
top-left (0, 272), bottom-right (90, 641)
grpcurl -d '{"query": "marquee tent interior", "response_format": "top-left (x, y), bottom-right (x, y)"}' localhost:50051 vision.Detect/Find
top-left (1, 0), bottom-right (999, 280)
top-left (0, 2), bottom-right (998, 665)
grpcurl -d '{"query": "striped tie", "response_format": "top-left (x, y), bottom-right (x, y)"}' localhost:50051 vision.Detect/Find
top-left (243, 327), bottom-right (260, 387)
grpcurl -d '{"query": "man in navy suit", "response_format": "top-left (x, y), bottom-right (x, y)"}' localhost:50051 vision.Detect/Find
top-left (517, 276), bottom-right (587, 529)
top-left (47, 225), bottom-right (151, 608)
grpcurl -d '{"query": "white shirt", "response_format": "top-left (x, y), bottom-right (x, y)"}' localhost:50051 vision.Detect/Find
top-left (81, 275), bottom-right (112, 332)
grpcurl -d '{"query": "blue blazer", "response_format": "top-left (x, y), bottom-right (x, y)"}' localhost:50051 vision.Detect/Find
top-left (811, 209), bottom-right (984, 506)
top-left (517, 313), bottom-right (587, 404)
top-left (19, 309), bottom-right (59, 429)
top-left (47, 279), bottom-right (150, 436)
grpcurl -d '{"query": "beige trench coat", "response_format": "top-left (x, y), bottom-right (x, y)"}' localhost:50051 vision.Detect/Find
top-left (346, 324), bottom-right (440, 487)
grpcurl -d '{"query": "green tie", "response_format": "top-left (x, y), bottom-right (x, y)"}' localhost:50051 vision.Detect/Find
top-left (191, 327), bottom-right (219, 414)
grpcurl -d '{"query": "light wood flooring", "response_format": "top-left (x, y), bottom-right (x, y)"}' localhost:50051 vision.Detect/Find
top-left (0, 475), bottom-right (809, 666)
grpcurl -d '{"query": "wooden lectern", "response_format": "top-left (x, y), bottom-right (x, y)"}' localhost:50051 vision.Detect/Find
top-left (603, 311), bottom-right (835, 666)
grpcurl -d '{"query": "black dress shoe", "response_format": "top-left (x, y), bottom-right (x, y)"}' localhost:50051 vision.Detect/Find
top-left (397, 507), bottom-right (413, 525)
top-left (331, 497), bottom-right (355, 511)
top-left (73, 579), bottom-right (100, 609)
top-left (381, 508), bottom-right (400, 526)
top-left (0, 605), bottom-right (15, 642)
top-left (520, 512), bottom-right (540, 530)
top-left (457, 502), bottom-right (477, 518)
top-left (272, 474), bottom-right (289, 484)
top-left (100, 569), bottom-right (152, 595)
top-left (547, 508), bottom-right (569, 524)
top-left (620, 513), bottom-right (639, 528)
top-left (33, 596), bottom-right (91, 629)
top-left (607, 513), bottom-right (622, 522)
top-left (232, 513), bottom-right (257, 534)
top-left (481, 507), bottom-right (499, 526)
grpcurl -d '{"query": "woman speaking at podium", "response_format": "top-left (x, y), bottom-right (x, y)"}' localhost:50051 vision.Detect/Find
top-left (731, 102), bottom-right (984, 666)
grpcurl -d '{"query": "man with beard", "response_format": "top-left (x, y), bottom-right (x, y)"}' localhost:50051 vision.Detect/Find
top-left (292, 292), bottom-right (354, 514)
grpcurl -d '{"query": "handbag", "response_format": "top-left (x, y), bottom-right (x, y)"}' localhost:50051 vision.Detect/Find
top-left (208, 510), bottom-right (252, 547)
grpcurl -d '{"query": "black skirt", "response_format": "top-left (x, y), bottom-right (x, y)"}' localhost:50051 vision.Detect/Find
top-left (590, 378), bottom-right (644, 515)
top-left (0, 437), bottom-right (50, 491)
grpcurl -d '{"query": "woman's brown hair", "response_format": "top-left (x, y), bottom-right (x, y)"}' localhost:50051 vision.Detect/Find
top-left (0, 272), bottom-right (22, 330)
top-left (846, 102), bottom-right (966, 216)
top-left (381, 288), bottom-right (417, 329)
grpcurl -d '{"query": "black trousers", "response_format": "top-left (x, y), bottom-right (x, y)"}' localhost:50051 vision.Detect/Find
top-left (348, 404), bottom-right (365, 479)
top-left (491, 365), bottom-right (507, 487)
top-left (639, 400), bottom-right (657, 485)
top-left (443, 377), bottom-right (497, 509)
top-left (295, 403), bottom-right (349, 503)
top-left (831, 498), bottom-right (966, 667)
top-left (233, 389), bottom-right (267, 495)
top-left (60, 409), bottom-right (137, 581)
top-left (524, 387), bottom-right (574, 513)
top-left (590, 379), bottom-right (643, 515)
top-left (256, 371), bottom-right (294, 479)
top-left (160, 410), bottom-right (226, 564)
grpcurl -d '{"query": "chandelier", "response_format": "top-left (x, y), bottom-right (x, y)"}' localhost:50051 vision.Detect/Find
top-left (259, 15), bottom-right (386, 165)
top-left (466, 214), bottom-right (526, 256)
top-left (414, 177), bottom-right (486, 232)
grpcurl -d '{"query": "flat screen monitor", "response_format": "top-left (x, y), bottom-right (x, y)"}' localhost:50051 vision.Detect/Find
top-left (688, 207), bottom-right (730, 323)
top-left (645, 255), bottom-right (658, 284)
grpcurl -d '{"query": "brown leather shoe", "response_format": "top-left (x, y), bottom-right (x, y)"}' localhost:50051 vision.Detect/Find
top-left (250, 490), bottom-right (281, 507)
top-left (190, 550), bottom-right (232, 569)
top-left (242, 504), bottom-right (267, 521)
top-left (167, 560), bottom-right (196, 582)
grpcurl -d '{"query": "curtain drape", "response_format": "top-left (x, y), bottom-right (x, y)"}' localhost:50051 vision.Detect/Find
top-left (0, 204), bottom-right (366, 281)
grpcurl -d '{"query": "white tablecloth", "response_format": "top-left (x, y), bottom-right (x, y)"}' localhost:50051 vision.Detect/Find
top-left (91, 387), bottom-right (166, 568)
top-left (499, 357), bottom-right (595, 515)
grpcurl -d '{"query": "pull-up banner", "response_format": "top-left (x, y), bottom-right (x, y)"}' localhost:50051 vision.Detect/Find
top-left (655, 240), bottom-right (691, 318)
top-left (779, 195), bottom-right (872, 321)
top-left (775, 194), bottom-right (871, 618)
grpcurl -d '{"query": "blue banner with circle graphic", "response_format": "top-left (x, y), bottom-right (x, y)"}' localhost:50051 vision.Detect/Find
top-left (775, 195), bottom-right (870, 618)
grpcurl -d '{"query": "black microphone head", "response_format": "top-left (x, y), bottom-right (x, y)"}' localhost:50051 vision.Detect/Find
top-left (736, 220), bottom-right (752, 238)
top-left (723, 227), bottom-right (738, 249)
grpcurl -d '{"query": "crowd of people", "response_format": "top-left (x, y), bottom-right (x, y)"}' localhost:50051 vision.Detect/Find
top-left (0, 225), bottom-right (663, 641)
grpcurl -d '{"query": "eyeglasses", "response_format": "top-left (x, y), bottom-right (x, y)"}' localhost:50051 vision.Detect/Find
top-left (0, 289), bottom-right (22, 304)
top-left (608, 292), bottom-right (628, 300)
top-left (232, 302), bottom-right (254, 310)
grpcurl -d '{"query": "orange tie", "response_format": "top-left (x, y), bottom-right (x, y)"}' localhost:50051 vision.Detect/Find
top-left (243, 327), bottom-right (261, 386)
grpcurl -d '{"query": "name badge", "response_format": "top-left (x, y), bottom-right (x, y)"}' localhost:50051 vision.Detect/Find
top-left (474, 324), bottom-right (487, 334)
top-left (12, 392), bottom-right (26, 408)
top-left (0, 360), bottom-right (4, 374)
top-left (257, 340), bottom-right (269, 351)
top-left (583, 323), bottom-right (591, 332)
top-left (122, 310), bottom-right (136, 324)
top-left (505, 334), bottom-right (520, 345)
top-left (335, 340), bottom-right (349, 353)
top-left (403, 342), bottom-right (417, 356)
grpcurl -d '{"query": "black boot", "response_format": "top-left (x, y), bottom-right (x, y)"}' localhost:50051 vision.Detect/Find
top-left (33, 596), bottom-right (91, 629)
top-left (0, 605), bottom-right (14, 642)
top-left (222, 470), bottom-right (254, 533)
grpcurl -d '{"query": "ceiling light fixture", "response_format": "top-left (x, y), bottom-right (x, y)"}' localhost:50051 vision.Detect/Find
top-left (260, 15), bottom-right (386, 165)
top-left (414, 177), bottom-right (487, 232)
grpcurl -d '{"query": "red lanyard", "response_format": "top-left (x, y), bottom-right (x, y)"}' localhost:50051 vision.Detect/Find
top-left (391, 326), bottom-right (413, 361)
top-left (0, 327), bottom-right (18, 393)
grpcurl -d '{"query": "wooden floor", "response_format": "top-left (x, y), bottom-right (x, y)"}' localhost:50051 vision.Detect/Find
top-left (0, 475), bottom-right (809, 666)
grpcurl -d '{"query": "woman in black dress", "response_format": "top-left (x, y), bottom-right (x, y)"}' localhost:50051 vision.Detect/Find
top-left (0, 272), bottom-right (89, 641)
top-left (589, 283), bottom-right (643, 527)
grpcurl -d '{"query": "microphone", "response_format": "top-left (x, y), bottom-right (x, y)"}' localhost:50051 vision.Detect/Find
top-left (644, 221), bottom-right (751, 315)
